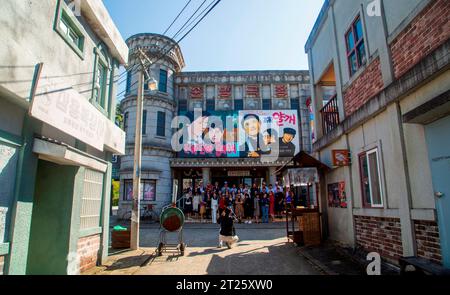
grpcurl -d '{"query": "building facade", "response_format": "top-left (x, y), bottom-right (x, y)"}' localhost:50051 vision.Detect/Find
top-left (306, 0), bottom-right (449, 266)
top-left (0, 0), bottom-right (127, 274)
top-left (119, 33), bottom-right (312, 218)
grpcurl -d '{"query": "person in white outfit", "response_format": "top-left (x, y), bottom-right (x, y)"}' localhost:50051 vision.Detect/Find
top-left (211, 193), bottom-right (219, 224)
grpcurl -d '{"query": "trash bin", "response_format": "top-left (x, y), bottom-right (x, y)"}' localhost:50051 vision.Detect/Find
top-left (111, 225), bottom-right (130, 249)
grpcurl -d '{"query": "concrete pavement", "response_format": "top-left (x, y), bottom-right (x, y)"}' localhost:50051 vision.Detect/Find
top-left (87, 223), bottom-right (323, 275)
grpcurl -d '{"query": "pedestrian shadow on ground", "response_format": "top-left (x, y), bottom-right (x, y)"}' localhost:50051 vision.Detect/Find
top-left (103, 253), bottom-right (154, 271)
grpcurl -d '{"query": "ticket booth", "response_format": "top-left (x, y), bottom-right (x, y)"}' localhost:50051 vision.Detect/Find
top-left (277, 152), bottom-right (330, 246)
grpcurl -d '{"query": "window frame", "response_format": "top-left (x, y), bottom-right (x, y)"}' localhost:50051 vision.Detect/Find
top-left (156, 111), bottom-right (166, 137)
top-left (358, 148), bottom-right (384, 208)
top-left (54, 0), bottom-right (86, 59)
top-left (262, 99), bottom-right (272, 110)
top-left (91, 45), bottom-right (111, 114)
top-left (159, 69), bottom-right (168, 93)
top-left (142, 110), bottom-right (147, 135)
top-left (123, 179), bottom-right (157, 202)
top-left (345, 15), bottom-right (366, 77)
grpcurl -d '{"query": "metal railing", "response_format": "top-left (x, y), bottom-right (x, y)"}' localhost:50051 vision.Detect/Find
top-left (320, 95), bottom-right (340, 135)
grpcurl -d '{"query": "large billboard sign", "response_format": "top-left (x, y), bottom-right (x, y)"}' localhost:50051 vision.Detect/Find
top-left (173, 109), bottom-right (300, 160)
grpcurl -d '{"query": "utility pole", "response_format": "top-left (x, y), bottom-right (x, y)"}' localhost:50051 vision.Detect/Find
top-left (130, 48), bottom-right (156, 250)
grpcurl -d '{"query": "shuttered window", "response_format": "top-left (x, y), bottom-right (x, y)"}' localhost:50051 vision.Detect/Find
top-left (80, 169), bottom-right (103, 230)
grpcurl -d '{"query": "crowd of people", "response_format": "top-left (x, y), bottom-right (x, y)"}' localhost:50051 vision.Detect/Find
top-left (181, 181), bottom-right (299, 224)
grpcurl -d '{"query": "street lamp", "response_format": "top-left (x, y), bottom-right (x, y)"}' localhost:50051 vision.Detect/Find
top-left (130, 49), bottom-right (157, 250)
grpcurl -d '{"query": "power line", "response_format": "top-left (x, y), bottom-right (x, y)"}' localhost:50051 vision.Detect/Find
top-left (115, 0), bottom-right (197, 84)
top-left (163, 0), bottom-right (193, 36)
top-left (116, 0), bottom-right (222, 99)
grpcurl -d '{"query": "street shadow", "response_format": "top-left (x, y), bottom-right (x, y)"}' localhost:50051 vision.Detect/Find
top-left (204, 242), bottom-right (319, 275)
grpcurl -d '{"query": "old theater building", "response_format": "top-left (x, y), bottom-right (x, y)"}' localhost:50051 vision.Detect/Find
top-left (118, 33), bottom-right (312, 217)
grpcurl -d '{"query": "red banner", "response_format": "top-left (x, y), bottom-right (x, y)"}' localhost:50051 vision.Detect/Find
top-left (218, 85), bottom-right (232, 99)
top-left (275, 84), bottom-right (288, 98)
top-left (245, 85), bottom-right (259, 98)
top-left (190, 86), bottom-right (203, 99)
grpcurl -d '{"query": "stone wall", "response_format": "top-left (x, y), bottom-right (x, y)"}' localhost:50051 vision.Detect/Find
top-left (390, 0), bottom-right (450, 79)
top-left (354, 215), bottom-right (403, 264)
top-left (77, 234), bottom-right (101, 273)
top-left (414, 220), bottom-right (442, 265)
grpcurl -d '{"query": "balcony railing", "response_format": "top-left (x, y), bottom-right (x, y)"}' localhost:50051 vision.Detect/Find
top-left (320, 95), bottom-right (340, 135)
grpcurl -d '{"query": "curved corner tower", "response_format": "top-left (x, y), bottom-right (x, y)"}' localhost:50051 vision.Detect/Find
top-left (118, 33), bottom-right (185, 217)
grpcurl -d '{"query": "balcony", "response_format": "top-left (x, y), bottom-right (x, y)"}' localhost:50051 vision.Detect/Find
top-left (320, 95), bottom-right (340, 135)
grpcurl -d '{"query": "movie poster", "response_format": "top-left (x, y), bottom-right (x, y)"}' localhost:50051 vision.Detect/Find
top-left (238, 110), bottom-right (300, 158)
top-left (177, 110), bottom-right (300, 159)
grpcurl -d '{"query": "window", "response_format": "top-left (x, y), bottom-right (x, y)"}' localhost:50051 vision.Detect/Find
top-left (290, 98), bottom-right (300, 110)
top-left (359, 149), bottom-right (383, 208)
top-left (178, 100), bottom-right (188, 113)
top-left (142, 110), bottom-right (147, 135)
top-left (93, 61), bottom-right (108, 108)
top-left (55, 1), bottom-right (85, 58)
top-left (123, 112), bottom-right (129, 132)
top-left (126, 71), bottom-right (132, 94)
top-left (157, 111), bottom-right (166, 137)
top-left (80, 169), bottom-right (103, 230)
top-left (159, 69), bottom-right (168, 93)
top-left (206, 100), bottom-right (215, 112)
top-left (234, 99), bottom-right (243, 111)
top-left (262, 99), bottom-right (271, 110)
top-left (123, 179), bottom-right (156, 201)
top-left (345, 16), bottom-right (366, 76)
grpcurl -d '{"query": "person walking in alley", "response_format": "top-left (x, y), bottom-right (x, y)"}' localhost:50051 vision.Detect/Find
top-left (211, 193), bottom-right (219, 224)
top-left (261, 193), bottom-right (270, 223)
top-left (217, 208), bottom-right (239, 249)
top-left (253, 192), bottom-right (261, 224)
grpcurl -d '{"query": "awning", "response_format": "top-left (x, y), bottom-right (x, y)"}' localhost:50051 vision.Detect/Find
top-left (33, 138), bottom-right (108, 173)
top-left (276, 151), bottom-right (331, 175)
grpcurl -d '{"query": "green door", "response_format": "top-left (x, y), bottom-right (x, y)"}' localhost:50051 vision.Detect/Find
top-left (425, 115), bottom-right (450, 267)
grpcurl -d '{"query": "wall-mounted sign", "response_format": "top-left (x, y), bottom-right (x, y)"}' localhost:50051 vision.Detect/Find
top-left (245, 85), bottom-right (259, 98)
top-left (29, 80), bottom-right (125, 154)
top-left (275, 84), bottom-right (288, 98)
top-left (218, 85), bottom-right (232, 99)
top-left (228, 170), bottom-right (250, 177)
top-left (190, 86), bottom-right (203, 99)
top-left (332, 149), bottom-right (351, 166)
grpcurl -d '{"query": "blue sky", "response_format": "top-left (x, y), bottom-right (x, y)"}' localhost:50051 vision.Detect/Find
top-left (104, 0), bottom-right (325, 72)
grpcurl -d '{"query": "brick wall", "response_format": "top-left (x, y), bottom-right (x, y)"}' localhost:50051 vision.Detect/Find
top-left (354, 215), bottom-right (403, 263)
top-left (343, 57), bottom-right (384, 117)
top-left (414, 220), bottom-right (442, 265)
top-left (77, 234), bottom-right (101, 273)
top-left (390, 0), bottom-right (450, 79)
top-left (0, 255), bottom-right (4, 275)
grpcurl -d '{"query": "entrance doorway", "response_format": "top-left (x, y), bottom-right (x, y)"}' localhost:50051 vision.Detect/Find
top-left (425, 115), bottom-right (450, 267)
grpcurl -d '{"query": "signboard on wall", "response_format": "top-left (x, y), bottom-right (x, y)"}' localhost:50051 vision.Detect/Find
top-left (332, 150), bottom-right (351, 166)
top-left (29, 79), bottom-right (125, 154)
top-left (177, 110), bottom-right (300, 159)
